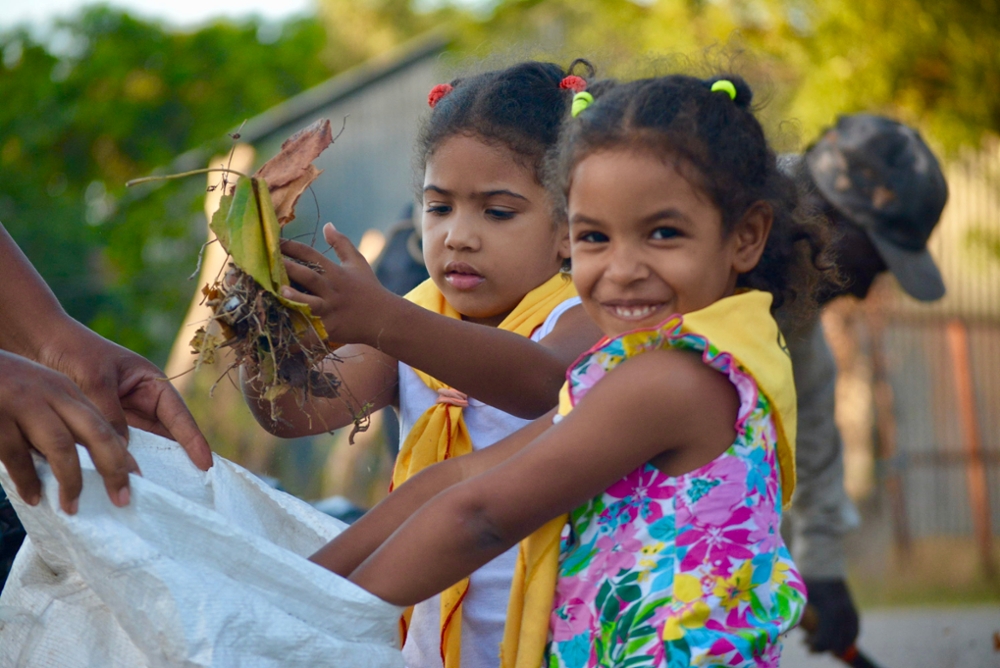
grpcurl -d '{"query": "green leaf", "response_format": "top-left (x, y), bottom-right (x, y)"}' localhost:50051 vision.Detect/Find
top-left (628, 625), bottom-right (656, 639)
top-left (777, 592), bottom-right (791, 620)
top-left (209, 176), bottom-right (327, 339)
top-left (209, 177), bottom-right (285, 294)
top-left (618, 571), bottom-right (641, 585)
top-left (602, 594), bottom-right (620, 621)
top-left (617, 584), bottom-right (642, 603)
top-left (616, 602), bottom-right (640, 643)
top-left (595, 580), bottom-right (613, 612)
top-left (749, 590), bottom-right (767, 619)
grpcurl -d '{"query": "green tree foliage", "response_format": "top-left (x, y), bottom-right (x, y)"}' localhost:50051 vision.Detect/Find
top-left (0, 7), bottom-right (332, 362)
top-left (453, 0), bottom-right (999, 152)
top-left (5, 1), bottom-right (994, 363)
top-left (318, 0), bottom-right (456, 70)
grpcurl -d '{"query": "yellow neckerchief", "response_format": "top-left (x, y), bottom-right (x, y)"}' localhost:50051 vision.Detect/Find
top-left (499, 289), bottom-right (798, 668)
top-left (391, 272), bottom-right (578, 668)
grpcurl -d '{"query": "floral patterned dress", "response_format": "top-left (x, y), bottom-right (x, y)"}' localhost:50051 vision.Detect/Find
top-left (544, 317), bottom-right (807, 668)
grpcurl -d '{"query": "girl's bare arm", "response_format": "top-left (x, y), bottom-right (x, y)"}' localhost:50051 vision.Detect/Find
top-left (309, 411), bottom-right (555, 577)
top-left (241, 343), bottom-right (398, 438)
top-left (344, 349), bottom-right (739, 606)
top-left (281, 231), bottom-right (602, 420)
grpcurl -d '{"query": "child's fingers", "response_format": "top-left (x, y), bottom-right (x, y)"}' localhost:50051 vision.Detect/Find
top-left (280, 238), bottom-right (326, 265)
top-left (283, 258), bottom-right (329, 295)
top-left (279, 284), bottom-right (324, 312)
top-left (323, 224), bottom-right (367, 267)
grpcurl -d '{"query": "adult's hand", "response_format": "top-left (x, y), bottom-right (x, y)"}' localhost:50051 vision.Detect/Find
top-left (0, 350), bottom-right (138, 514)
top-left (0, 224), bottom-right (211, 513)
top-left (34, 322), bottom-right (213, 473)
top-left (802, 578), bottom-right (860, 654)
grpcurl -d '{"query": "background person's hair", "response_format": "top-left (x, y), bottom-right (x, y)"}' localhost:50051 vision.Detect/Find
top-left (415, 59), bottom-right (595, 191)
top-left (550, 73), bottom-right (836, 327)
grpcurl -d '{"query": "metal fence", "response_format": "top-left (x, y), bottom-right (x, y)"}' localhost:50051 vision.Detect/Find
top-left (831, 141), bottom-right (1000, 572)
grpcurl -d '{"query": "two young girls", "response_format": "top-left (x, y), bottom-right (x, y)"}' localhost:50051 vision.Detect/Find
top-left (242, 62), bottom-right (603, 668)
top-left (309, 73), bottom-right (831, 667)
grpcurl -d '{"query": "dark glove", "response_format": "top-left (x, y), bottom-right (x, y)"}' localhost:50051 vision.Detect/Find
top-left (803, 578), bottom-right (860, 654)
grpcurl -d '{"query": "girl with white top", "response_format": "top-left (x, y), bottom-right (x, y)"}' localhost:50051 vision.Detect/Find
top-left (242, 60), bottom-right (602, 668)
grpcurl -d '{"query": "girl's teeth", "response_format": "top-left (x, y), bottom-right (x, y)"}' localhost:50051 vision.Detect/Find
top-left (613, 305), bottom-right (655, 318)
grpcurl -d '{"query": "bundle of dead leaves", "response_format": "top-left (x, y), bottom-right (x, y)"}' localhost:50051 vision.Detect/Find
top-left (182, 119), bottom-right (364, 434)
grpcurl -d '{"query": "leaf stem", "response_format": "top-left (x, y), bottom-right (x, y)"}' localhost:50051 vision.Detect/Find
top-left (126, 167), bottom-right (252, 188)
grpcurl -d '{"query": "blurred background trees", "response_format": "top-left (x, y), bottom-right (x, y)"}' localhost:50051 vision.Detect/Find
top-left (2, 0), bottom-right (996, 364)
top-left (0, 7), bottom-right (331, 357)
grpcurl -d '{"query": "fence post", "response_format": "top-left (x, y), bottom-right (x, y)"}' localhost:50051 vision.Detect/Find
top-left (946, 319), bottom-right (996, 578)
top-left (867, 299), bottom-right (911, 558)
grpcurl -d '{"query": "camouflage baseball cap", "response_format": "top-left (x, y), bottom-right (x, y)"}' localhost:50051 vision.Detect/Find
top-left (805, 114), bottom-right (948, 301)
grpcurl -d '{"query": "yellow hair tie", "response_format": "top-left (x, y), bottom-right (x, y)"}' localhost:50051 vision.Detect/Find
top-left (571, 91), bottom-right (594, 118)
top-left (710, 79), bottom-right (737, 101)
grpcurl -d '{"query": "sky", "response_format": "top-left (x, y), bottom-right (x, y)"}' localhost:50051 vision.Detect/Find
top-left (0, 0), bottom-right (316, 31)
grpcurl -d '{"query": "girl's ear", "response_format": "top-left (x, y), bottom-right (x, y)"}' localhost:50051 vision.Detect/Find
top-left (557, 219), bottom-right (572, 261)
top-left (732, 202), bottom-right (773, 274)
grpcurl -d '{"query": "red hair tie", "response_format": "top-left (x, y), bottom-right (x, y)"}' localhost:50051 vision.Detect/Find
top-left (559, 75), bottom-right (587, 94)
top-left (428, 83), bottom-right (454, 108)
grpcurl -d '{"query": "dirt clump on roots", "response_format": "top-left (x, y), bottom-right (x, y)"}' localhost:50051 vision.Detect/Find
top-left (133, 118), bottom-right (370, 440)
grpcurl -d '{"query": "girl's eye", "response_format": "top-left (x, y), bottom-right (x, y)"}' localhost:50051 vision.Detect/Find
top-left (486, 208), bottom-right (516, 221)
top-left (651, 226), bottom-right (680, 240)
top-left (577, 230), bottom-right (609, 243)
top-left (425, 204), bottom-right (451, 216)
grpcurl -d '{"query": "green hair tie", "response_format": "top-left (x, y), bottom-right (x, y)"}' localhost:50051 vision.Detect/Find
top-left (571, 91), bottom-right (594, 117)
top-left (710, 79), bottom-right (737, 101)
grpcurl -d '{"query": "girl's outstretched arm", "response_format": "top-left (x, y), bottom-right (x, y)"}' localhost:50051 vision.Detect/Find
top-left (240, 343), bottom-right (399, 438)
top-left (280, 228), bottom-right (602, 420)
top-left (344, 349), bottom-right (740, 606)
top-left (309, 411), bottom-right (555, 577)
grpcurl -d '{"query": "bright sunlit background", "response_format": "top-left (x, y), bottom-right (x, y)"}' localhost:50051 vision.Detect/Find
top-left (1, 0), bottom-right (314, 31)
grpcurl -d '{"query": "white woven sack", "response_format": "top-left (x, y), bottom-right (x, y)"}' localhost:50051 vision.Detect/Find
top-left (0, 428), bottom-right (404, 668)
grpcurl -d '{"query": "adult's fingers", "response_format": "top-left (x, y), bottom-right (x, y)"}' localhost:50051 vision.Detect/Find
top-left (54, 395), bottom-right (136, 508)
top-left (323, 223), bottom-right (367, 267)
top-left (151, 384), bottom-right (213, 471)
top-left (0, 422), bottom-right (42, 506)
top-left (17, 405), bottom-right (85, 514)
top-left (78, 370), bottom-right (131, 443)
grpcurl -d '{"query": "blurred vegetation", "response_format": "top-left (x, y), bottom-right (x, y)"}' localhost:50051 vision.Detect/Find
top-left (0, 7), bottom-right (332, 363)
top-left (455, 0), bottom-right (999, 153)
top-left (3, 0), bottom-right (995, 362)
top-left (2, 0), bottom-right (997, 496)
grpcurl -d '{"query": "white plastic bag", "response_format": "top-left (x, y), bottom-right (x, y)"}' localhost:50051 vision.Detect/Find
top-left (0, 429), bottom-right (404, 668)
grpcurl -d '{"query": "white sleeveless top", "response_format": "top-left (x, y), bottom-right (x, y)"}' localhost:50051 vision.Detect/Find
top-left (398, 296), bottom-right (581, 668)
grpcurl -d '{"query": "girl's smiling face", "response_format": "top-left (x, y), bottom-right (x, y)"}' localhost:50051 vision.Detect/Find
top-left (568, 148), bottom-right (771, 337)
top-left (422, 134), bottom-right (569, 326)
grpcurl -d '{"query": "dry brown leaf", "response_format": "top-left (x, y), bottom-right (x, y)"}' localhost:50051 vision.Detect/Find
top-left (253, 118), bottom-right (334, 226)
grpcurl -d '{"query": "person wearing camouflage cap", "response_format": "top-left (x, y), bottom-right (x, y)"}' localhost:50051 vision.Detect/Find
top-left (783, 114), bottom-right (948, 656)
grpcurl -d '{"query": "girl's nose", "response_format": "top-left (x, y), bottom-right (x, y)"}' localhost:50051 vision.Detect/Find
top-left (603, 243), bottom-right (650, 285)
top-left (444, 215), bottom-right (481, 252)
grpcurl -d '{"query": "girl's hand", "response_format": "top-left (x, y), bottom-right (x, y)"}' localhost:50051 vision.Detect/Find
top-left (280, 224), bottom-right (401, 346)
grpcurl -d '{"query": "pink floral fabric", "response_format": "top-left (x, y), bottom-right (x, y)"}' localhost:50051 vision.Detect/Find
top-left (545, 316), bottom-right (806, 668)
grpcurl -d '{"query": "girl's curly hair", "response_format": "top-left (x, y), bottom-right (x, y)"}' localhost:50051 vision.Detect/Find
top-left (549, 73), bottom-right (836, 327)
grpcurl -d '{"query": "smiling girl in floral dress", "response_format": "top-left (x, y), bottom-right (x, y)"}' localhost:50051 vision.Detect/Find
top-left (311, 72), bottom-right (832, 667)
